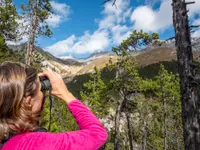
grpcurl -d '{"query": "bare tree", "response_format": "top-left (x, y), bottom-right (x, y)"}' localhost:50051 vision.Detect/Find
top-left (172, 0), bottom-right (200, 149)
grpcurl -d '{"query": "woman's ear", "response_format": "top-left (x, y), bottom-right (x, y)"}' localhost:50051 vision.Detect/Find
top-left (25, 96), bottom-right (33, 107)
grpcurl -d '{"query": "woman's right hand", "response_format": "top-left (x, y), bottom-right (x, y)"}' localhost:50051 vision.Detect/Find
top-left (39, 70), bottom-right (76, 103)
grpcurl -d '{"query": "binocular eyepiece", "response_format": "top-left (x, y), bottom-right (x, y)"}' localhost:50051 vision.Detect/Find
top-left (39, 76), bottom-right (52, 91)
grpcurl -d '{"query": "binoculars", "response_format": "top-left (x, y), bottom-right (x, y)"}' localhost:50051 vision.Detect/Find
top-left (39, 76), bottom-right (52, 91)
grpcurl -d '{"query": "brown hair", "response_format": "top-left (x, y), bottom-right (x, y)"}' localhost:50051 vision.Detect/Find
top-left (0, 62), bottom-right (39, 142)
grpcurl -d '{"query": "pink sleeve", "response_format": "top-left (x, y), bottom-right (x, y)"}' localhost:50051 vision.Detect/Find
top-left (2, 100), bottom-right (108, 150)
top-left (54, 100), bottom-right (108, 150)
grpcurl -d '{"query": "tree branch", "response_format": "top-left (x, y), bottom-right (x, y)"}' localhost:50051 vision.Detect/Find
top-left (112, 0), bottom-right (117, 6)
top-left (185, 1), bottom-right (195, 5)
top-left (165, 26), bottom-right (199, 42)
top-left (190, 25), bottom-right (200, 28)
top-left (102, 0), bottom-right (117, 8)
top-left (165, 36), bottom-right (175, 41)
top-left (102, 0), bottom-right (110, 4)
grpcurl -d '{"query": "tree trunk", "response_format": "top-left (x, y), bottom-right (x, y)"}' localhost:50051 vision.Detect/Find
top-left (114, 95), bottom-right (123, 150)
top-left (114, 62), bottom-right (122, 150)
top-left (172, 0), bottom-right (200, 149)
top-left (142, 120), bottom-right (147, 150)
top-left (126, 112), bottom-right (133, 150)
top-left (26, 0), bottom-right (39, 65)
top-left (163, 98), bottom-right (167, 150)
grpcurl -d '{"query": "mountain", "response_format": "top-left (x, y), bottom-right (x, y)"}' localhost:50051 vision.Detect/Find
top-left (7, 37), bottom-right (200, 79)
top-left (143, 37), bottom-right (200, 51)
top-left (60, 51), bottom-right (116, 63)
top-left (7, 44), bottom-right (118, 77)
top-left (66, 47), bottom-right (200, 99)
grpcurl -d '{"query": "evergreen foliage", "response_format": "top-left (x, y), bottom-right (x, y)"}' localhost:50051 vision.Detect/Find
top-left (21, 0), bottom-right (53, 65)
top-left (0, 0), bottom-right (19, 41)
top-left (20, 0), bottom-right (52, 37)
top-left (78, 30), bottom-right (184, 149)
top-left (112, 30), bottom-right (162, 56)
top-left (0, 0), bottom-right (19, 59)
top-left (80, 66), bottom-right (107, 114)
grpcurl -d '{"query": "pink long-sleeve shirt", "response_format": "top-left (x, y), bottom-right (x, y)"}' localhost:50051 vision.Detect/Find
top-left (2, 100), bottom-right (108, 150)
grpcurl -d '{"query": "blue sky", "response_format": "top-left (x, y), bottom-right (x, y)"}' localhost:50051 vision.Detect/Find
top-left (13, 0), bottom-right (200, 58)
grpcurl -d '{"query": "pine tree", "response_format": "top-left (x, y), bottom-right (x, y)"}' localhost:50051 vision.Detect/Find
top-left (80, 67), bottom-right (106, 115)
top-left (133, 94), bottom-right (155, 150)
top-left (153, 64), bottom-right (183, 149)
top-left (107, 56), bottom-right (141, 150)
top-left (112, 30), bottom-right (162, 57)
top-left (0, 0), bottom-right (19, 42)
top-left (0, 0), bottom-right (20, 62)
top-left (0, 0), bottom-right (18, 52)
top-left (109, 30), bottom-right (162, 150)
top-left (20, 0), bottom-right (52, 65)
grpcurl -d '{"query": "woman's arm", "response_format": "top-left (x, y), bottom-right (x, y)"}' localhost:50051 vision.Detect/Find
top-left (31, 100), bottom-right (108, 150)
top-left (38, 71), bottom-right (108, 149)
top-left (59, 100), bottom-right (108, 149)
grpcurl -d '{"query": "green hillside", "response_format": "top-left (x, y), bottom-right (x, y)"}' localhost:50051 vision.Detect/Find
top-left (67, 60), bottom-right (200, 99)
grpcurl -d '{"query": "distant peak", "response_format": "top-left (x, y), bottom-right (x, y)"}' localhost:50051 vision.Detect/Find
top-left (59, 55), bottom-right (75, 60)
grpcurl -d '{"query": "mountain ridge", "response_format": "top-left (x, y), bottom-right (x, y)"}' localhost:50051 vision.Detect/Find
top-left (7, 37), bottom-right (200, 78)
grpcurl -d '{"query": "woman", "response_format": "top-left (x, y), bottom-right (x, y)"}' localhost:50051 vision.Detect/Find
top-left (0, 62), bottom-right (108, 150)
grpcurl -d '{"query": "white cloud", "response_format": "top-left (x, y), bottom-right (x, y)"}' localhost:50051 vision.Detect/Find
top-left (98, 0), bottom-right (132, 45)
top-left (46, 1), bottom-right (71, 28)
top-left (130, 0), bottom-right (200, 33)
top-left (193, 30), bottom-right (200, 37)
top-left (50, 1), bottom-right (70, 15)
top-left (72, 30), bottom-right (110, 54)
top-left (122, 8), bottom-right (132, 23)
top-left (45, 30), bottom-right (110, 56)
top-left (100, 0), bottom-right (131, 28)
top-left (44, 0), bottom-right (200, 56)
top-left (46, 14), bottom-right (62, 28)
top-left (99, 15), bottom-right (115, 29)
top-left (45, 35), bottom-right (76, 55)
top-left (103, 0), bottom-right (130, 15)
top-left (131, 6), bottom-right (156, 32)
top-left (131, 0), bottom-right (172, 32)
top-left (111, 25), bottom-right (131, 45)
top-left (193, 19), bottom-right (200, 26)
top-left (45, 0), bottom-right (130, 55)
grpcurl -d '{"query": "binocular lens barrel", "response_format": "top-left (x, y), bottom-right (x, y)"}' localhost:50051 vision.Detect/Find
top-left (39, 76), bottom-right (52, 91)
